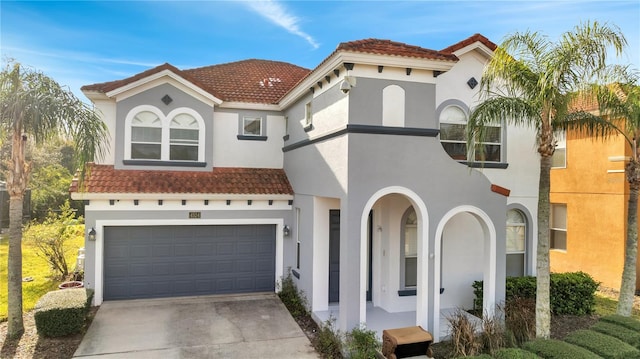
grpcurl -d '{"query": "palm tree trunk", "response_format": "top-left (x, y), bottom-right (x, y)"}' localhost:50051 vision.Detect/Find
top-left (6, 130), bottom-right (28, 338)
top-left (7, 196), bottom-right (24, 338)
top-left (618, 161), bottom-right (639, 316)
top-left (536, 155), bottom-right (552, 338)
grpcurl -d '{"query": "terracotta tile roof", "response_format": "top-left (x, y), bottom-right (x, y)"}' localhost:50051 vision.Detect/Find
top-left (440, 33), bottom-right (497, 54)
top-left (70, 164), bottom-right (294, 195)
top-left (82, 60), bottom-right (310, 105)
top-left (336, 38), bottom-right (457, 62)
top-left (182, 59), bottom-right (310, 104)
top-left (569, 95), bottom-right (599, 112)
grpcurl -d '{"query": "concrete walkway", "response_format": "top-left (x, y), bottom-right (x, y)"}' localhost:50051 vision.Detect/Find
top-left (73, 293), bottom-right (318, 358)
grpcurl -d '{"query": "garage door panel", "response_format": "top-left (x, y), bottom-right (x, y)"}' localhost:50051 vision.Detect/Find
top-left (174, 262), bottom-right (194, 274)
top-left (130, 245), bottom-right (152, 258)
top-left (235, 260), bottom-right (255, 273)
top-left (174, 244), bottom-right (194, 256)
top-left (216, 242), bottom-right (234, 255)
top-left (152, 244), bottom-right (172, 257)
top-left (104, 225), bottom-right (276, 300)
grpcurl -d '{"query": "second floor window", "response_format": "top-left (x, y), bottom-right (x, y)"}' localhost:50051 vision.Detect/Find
top-left (126, 106), bottom-right (204, 163)
top-left (439, 105), bottom-right (502, 162)
top-left (131, 111), bottom-right (162, 160)
top-left (243, 117), bottom-right (262, 136)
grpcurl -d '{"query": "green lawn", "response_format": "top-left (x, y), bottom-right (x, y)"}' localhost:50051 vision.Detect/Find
top-left (595, 293), bottom-right (640, 320)
top-left (0, 227), bottom-right (84, 321)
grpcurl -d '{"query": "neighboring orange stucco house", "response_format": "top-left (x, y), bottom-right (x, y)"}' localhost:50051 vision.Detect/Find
top-left (549, 102), bottom-right (640, 291)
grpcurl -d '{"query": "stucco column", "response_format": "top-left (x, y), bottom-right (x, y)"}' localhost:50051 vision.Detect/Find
top-left (339, 203), bottom-right (363, 331)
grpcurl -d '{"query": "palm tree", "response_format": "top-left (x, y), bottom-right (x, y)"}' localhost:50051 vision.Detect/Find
top-left (468, 21), bottom-right (626, 338)
top-left (566, 68), bottom-right (640, 316)
top-left (0, 62), bottom-right (107, 338)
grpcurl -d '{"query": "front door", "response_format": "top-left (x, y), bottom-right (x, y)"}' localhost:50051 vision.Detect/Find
top-left (329, 210), bottom-right (340, 303)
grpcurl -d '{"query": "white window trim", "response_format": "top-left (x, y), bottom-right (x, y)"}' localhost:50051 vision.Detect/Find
top-left (242, 116), bottom-right (263, 136)
top-left (439, 104), bottom-right (503, 163)
top-left (552, 130), bottom-right (567, 169)
top-left (400, 207), bottom-right (417, 290)
top-left (304, 102), bottom-right (313, 129)
top-left (550, 204), bottom-right (567, 251)
top-left (124, 105), bottom-right (205, 162)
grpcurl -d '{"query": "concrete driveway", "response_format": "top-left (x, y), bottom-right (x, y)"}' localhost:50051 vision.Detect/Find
top-left (73, 293), bottom-right (319, 358)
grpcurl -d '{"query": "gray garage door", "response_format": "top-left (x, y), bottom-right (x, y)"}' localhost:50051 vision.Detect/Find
top-left (104, 225), bottom-right (276, 300)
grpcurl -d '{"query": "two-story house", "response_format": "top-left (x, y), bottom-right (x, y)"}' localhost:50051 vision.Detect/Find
top-left (71, 34), bottom-right (540, 341)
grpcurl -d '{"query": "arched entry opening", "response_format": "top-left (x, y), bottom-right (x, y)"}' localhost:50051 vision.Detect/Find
top-left (359, 186), bottom-right (430, 332)
top-left (434, 206), bottom-right (497, 341)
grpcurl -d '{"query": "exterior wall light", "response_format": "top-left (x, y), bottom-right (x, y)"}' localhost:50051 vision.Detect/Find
top-left (88, 227), bottom-right (96, 241)
top-left (283, 225), bottom-right (291, 237)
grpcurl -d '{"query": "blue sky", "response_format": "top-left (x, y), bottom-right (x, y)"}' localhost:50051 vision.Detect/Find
top-left (1, 1), bottom-right (639, 100)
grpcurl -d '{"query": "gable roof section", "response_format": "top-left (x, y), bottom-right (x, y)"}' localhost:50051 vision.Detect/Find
top-left (70, 164), bottom-right (294, 196)
top-left (82, 35), bottom-right (495, 106)
top-left (82, 60), bottom-right (310, 105)
top-left (440, 33), bottom-right (497, 54)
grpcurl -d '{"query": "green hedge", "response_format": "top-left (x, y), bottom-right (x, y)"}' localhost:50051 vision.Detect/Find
top-left (34, 288), bottom-right (94, 337)
top-left (522, 338), bottom-right (602, 359)
top-left (600, 315), bottom-right (640, 332)
top-left (564, 329), bottom-right (640, 359)
top-left (473, 272), bottom-right (598, 315)
top-left (591, 320), bottom-right (640, 349)
top-left (494, 348), bottom-right (541, 358)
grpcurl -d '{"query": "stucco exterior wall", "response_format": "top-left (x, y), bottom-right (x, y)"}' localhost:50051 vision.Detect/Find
top-left (115, 83), bottom-right (215, 171)
top-left (550, 131), bottom-right (637, 289)
top-left (436, 49), bottom-right (540, 275)
top-left (213, 110), bottom-right (285, 168)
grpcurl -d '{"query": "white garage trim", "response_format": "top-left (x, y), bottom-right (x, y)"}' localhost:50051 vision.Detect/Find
top-left (93, 218), bottom-right (284, 305)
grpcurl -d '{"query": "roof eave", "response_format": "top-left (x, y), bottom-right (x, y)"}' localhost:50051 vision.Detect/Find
top-left (279, 51), bottom-right (456, 108)
top-left (70, 192), bottom-right (294, 201)
top-left (451, 42), bottom-right (495, 59)
top-left (104, 69), bottom-right (223, 106)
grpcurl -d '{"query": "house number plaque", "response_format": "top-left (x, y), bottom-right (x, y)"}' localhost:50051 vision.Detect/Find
top-left (188, 212), bottom-right (201, 219)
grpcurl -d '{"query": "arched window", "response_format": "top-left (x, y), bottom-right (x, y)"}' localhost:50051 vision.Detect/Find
top-left (169, 113), bottom-right (200, 161)
top-left (439, 104), bottom-right (502, 162)
top-left (130, 111), bottom-right (162, 160)
top-left (401, 207), bottom-right (417, 289)
top-left (439, 106), bottom-right (468, 160)
top-left (125, 106), bottom-right (205, 164)
top-left (506, 209), bottom-right (526, 277)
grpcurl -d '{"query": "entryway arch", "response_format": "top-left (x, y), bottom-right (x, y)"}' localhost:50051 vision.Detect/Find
top-left (360, 186), bottom-right (430, 329)
top-left (433, 205), bottom-right (497, 342)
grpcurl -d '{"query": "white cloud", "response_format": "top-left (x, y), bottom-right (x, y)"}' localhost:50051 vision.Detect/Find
top-left (244, 0), bottom-right (319, 49)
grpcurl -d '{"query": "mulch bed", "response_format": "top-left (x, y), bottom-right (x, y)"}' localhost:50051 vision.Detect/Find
top-left (0, 307), bottom-right (98, 359)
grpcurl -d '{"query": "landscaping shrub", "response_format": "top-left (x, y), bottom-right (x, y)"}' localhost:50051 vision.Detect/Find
top-left (480, 310), bottom-right (505, 355)
top-left (522, 338), bottom-right (602, 359)
top-left (454, 355), bottom-right (492, 359)
top-left (504, 296), bottom-right (536, 346)
top-left (277, 271), bottom-right (308, 319)
top-left (34, 288), bottom-right (94, 337)
top-left (474, 272), bottom-right (598, 315)
top-left (600, 314), bottom-right (640, 332)
top-left (494, 348), bottom-right (541, 359)
top-left (550, 272), bottom-right (598, 315)
top-left (591, 320), bottom-right (640, 349)
top-left (564, 329), bottom-right (640, 359)
top-left (345, 324), bottom-right (380, 359)
top-left (447, 309), bottom-right (482, 357)
top-left (316, 317), bottom-right (344, 359)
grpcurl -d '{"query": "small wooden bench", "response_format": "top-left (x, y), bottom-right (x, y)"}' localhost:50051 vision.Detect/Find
top-left (382, 326), bottom-right (433, 359)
